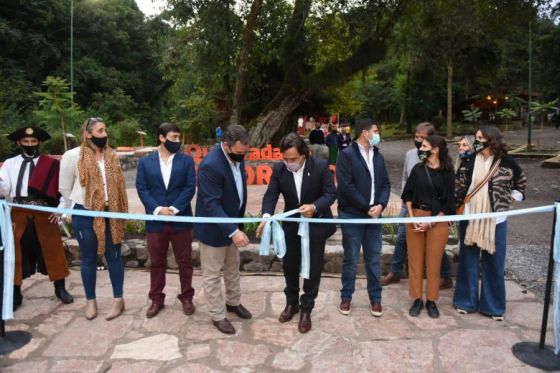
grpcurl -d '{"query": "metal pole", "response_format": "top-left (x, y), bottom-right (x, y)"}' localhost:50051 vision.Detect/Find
top-left (70, 0), bottom-right (74, 102)
top-left (527, 22), bottom-right (532, 150)
top-left (539, 201), bottom-right (558, 349)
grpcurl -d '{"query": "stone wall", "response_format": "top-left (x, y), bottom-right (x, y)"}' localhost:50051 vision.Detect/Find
top-left (63, 236), bottom-right (459, 277)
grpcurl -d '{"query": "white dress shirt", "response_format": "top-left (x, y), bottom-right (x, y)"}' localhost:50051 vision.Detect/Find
top-left (357, 142), bottom-right (375, 205)
top-left (153, 148), bottom-right (179, 216)
top-left (291, 160), bottom-right (306, 204)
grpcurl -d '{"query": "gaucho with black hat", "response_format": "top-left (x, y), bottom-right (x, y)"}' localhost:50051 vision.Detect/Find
top-left (0, 126), bottom-right (73, 310)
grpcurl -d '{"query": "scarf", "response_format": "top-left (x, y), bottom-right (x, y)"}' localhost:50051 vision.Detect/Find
top-left (464, 153), bottom-right (496, 254)
top-left (78, 145), bottom-right (128, 254)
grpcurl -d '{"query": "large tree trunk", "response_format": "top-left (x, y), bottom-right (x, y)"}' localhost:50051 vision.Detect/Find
top-left (446, 63), bottom-right (453, 138)
top-left (229, 0), bottom-right (263, 125)
top-left (248, 92), bottom-right (308, 147)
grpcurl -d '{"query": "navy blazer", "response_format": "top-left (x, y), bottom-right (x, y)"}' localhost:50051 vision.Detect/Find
top-left (336, 141), bottom-right (391, 216)
top-left (194, 145), bottom-right (247, 247)
top-left (262, 157), bottom-right (337, 240)
top-left (136, 151), bottom-right (196, 232)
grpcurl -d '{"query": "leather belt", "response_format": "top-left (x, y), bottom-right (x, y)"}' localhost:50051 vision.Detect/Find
top-left (412, 202), bottom-right (432, 211)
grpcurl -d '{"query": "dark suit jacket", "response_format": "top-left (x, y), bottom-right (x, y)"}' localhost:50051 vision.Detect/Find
top-left (336, 141), bottom-right (391, 217)
top-left (194, 145), bottom-right (247, 247)
top-left (136, 151), bottom-right (196, 232)
top-left (262, 157), bottom-right (337, 240)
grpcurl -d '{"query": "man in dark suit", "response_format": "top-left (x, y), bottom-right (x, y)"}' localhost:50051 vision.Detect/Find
top-left (336, 118), bottom-right (391, 317)
top-left (136, 122), bottom-right (197, 318)
top-left (256, 133), bottom-right (336, 333)
top-left (194, 124), bottom-right (252, 335)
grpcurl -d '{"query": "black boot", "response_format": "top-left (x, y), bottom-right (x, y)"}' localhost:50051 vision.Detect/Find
top-left (13, 285), bottom-right (22, 311)
top-left (54, 279), bottom-right (74, 304)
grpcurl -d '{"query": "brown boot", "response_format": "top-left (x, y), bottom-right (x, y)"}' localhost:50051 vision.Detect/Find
top-left (381, 272), bottom-right (400, 286)
top-left (106, 298), bottom-right (125, 320)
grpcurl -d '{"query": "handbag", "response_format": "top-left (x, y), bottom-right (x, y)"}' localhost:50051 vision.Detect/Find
top-left (456, 159), bottom-right (501, 215)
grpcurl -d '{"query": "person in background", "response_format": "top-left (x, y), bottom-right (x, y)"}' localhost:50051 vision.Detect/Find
top-left (195, 124), bottom-right (252, 335)
top-left (0, 126), bottom-right (73, 310)
top-left (59, 118), bottom-right (128, 321)
top-left (402, 135), bottom-right (455, 319)
top-left (215, 126), bottom-right (222, 143)
top-left (336, 118), bottom-right (391, 317)
top-left (136, 122), bottom-right (197, 319)
top-left (454, 135), bottom-right (474, 171)
top-left (325, 123), bottom-right (340, 165)
top-left (338, 124), bottom-right (352, 150)
top-left (453, 126), bottom-right (526, 321)
top-left (257, 133), bottom-right (336, 333)
top-left (382, 123), bottom-right (453, 289)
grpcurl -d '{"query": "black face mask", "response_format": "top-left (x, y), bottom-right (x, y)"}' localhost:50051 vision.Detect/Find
top-left (414, 140), bottom-right (423, 150)
top-left (228, 152), bottom-right (245, 163)
top-left (21, 145), bottom-right (38, 157)
top-left (163, 140), bottom-right (181, 154)
top-left (473, 139), bottom-right (488, 153)
top-left (418, 149), bottom-right (431, 161)
top-left (91, 136), bottom-right (108, 149)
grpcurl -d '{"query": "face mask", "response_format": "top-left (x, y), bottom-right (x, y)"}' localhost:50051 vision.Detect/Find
top-left (414, 140), bottom-right (423, 150)
top-left (369, 133), bottom-right (380, 147)
top-left (91, 136), bottom-right (108, 148)
top-left (473, 139), bottom-right (488, 153)
top-left (284, 159), bottom-right (303, 172)
top-left (418, 149), bottom-right (431, 161)
top-left (459, 151), bottom-right (472, 159)
top-left (228, 152), bottom-right (245, 163)
top-left (21, 145), bottom-right (38, 157)
top-left (163, 140), bottom-right (181, 154)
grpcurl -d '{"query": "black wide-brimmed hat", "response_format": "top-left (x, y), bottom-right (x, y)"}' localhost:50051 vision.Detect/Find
top-left (7, 126), bottom-right (51, 142)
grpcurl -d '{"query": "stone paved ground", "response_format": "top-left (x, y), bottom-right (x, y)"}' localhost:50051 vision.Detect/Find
top-left (0, 269), bottom-right (553, 372)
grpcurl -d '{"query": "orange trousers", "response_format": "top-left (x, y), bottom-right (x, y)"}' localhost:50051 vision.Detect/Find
top-left (405, 209), bottom-right (449, 301)
top-left (12, 207), bottom-right (70, 285)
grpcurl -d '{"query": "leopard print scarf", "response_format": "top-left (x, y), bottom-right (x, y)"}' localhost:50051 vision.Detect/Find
top-left (78, 144), bottom-right (128, 254)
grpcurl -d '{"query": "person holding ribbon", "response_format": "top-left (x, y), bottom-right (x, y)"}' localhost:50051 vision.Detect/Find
top-left (336, 117), bottom-right (391, 317)
top-left (453, 126), bottom-right (526, 321)
top-left (256, 133), bottom-right (336, 333)
top-left (402, 135), bottom-right (455, 319)
top-left (0, 126), bottom-right (73, 310)
top-left (136, 122), bottom-right (196, 319)
top-left (59, 118), bottom-right (128, 321)
top-left (195, 124), bottom-right (252, 335)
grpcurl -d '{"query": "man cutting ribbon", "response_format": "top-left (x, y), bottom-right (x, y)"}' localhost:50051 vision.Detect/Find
top-left (0, 126), bottom-right (73, 311)
top-left (257, 133), bottom-right (336, 334)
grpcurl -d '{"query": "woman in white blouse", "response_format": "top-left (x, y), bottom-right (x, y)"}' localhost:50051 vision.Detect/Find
top-left (59, 118), bottom-right (128, 320)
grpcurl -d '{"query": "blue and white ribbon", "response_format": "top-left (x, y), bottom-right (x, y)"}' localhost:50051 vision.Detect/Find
top-left (1, 200), bottom-right (15, 320)
top-left (259, 209), bottom-right (310, 279)
top-left (0, 199), bottom-right (558, 321)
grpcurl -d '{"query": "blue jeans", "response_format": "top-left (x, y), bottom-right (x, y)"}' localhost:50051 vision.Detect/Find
top-left (72, 204), bottom-right (124, 300)
top-left (391, 206), bottom-right (452, 279)
top-left (453, 220), bottom-right (508, 315)
top-left (339, 211), bottom-right (383, 303)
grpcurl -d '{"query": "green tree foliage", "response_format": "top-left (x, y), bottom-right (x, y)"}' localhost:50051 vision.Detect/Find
top-left (33, 76), bottom-right (83, 152)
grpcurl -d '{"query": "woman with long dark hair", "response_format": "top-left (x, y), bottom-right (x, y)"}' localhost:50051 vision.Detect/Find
top-left (453, 126), bottom-right (526, 321)
top-left (401, 135), bottom-right (455, 318)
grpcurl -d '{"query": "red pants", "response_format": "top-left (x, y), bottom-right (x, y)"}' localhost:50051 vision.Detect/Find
top-left (147, 226), bottom-right (194, 304)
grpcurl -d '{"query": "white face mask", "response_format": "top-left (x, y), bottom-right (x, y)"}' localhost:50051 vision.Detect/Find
top-left (369, 133), bottom-right (380, 147)
top-left (284, 158), bottom-right (304, 172)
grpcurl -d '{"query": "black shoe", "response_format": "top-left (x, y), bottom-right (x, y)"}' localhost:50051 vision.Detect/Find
top-left (13, 285), bottom-right (22, 311)
top-left (54, 279), bottom-right (74, 304)
top-left (426, 301), bottom-right (440, 319)
top-left (409, 299), bottom-right (424, 317)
